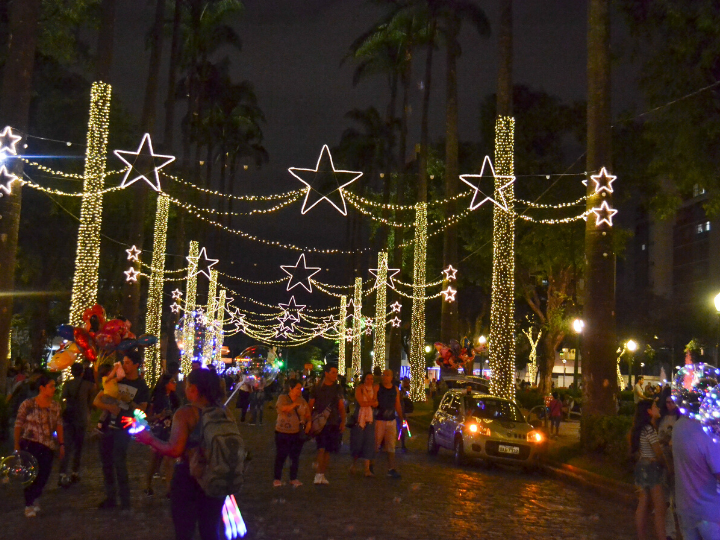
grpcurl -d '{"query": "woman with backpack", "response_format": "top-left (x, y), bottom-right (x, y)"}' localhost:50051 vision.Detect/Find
top-left (135, 368), bottom-right (243, 540)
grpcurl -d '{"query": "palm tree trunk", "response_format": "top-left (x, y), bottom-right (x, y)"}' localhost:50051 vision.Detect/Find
top-left (0, 0), bottom-right (42, 393)
top-left (441, 11), bottom-right (460, 343)
top-left (417, 20), bottom-right (436, 205)
top-left (164, 0), bottom-right (183, 151)
top-left (582, 0), bottom-right (617, 424)
top-left (95, 0), bottom-right (116, 82)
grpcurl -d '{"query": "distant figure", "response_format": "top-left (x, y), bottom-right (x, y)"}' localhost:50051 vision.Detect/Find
top-left (634, 376), bottom-right (647, 404)
top-left (548, 392), bottom-right (563, 438)
top-left (58, 363), bottom-right (95, 487)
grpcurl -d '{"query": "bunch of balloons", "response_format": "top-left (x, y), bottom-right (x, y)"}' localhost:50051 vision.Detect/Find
top-left (434, 338), bottom-right (477, 372)
top-left (48, 304), bottom-right (157, 371)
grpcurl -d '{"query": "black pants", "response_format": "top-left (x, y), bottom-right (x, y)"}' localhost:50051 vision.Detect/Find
top-left (98, 428), bottom-right (131, 507)
top-left (236, 390), bottom-right (250, 421)
top-left (59, 421), bottom-right (86, 474)
top-left (171, 462), bottom-right (225, 540)
top-left (20, 439), bottom-right (54, 506)
top-left (274, 431), bottom-right (304, 481)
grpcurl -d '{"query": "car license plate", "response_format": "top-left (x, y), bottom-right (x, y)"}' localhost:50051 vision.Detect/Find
top-left (498, 445), bottom-right (519, 455)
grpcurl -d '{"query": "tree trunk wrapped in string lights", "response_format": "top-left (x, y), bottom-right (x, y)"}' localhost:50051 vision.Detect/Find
top-left (181, 241), bottom-right (199, 373)
top-left (202, 269), bottom-right (218, 362)
top-left (213, 289), bottom-right (226, 365)
top-left (373, 251), bottom-right (388, 370)
top-left (338, 295), bottom-right (347, 375)
top-left (69, 82), bottom-right (112, 325)
top-left (144, 192), bottom-right (169, 384)
top-left (352, 277), bottom-right (362, 377)
top-left (489, 115), bottom-right (515, 401)
top-left (409, 203), bottom-right (428, 402)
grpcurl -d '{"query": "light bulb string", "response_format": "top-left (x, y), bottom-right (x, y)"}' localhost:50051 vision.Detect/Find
top-left (162, 171), bottom-right (301, 202)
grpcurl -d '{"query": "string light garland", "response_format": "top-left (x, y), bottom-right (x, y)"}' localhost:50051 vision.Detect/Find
top-left (489, 115), bottom-right (516, 401)
top-left (214, 270), bottom-right (287, 286)
top-left (182, 241), bottom-right (199, 373)
top-left (202, 269), bottom-right (219, 362)
top-left (516, 194), bottom-right (587, 209)
top-left (373, 252), bottom-right (388, 371)
top-left (346, 188), bottom-right (471, 211)
top-left (522, 327), bottom-right (542, 384)
top-left (17, 173), bottom-right (126, 197)
top-left (514, 211), bottom-right (591, 224)
top-left (114, 133), bottom-right (175, 192)
top-left (280, 253), bottom-right (321, 293)
top-left (20, 157), bottom-right (128, 181)
top-left (165, 192), bottom-right (300, 217)
top-left (214, 288), bottom-right (227, 365)
top-left (69, 82), bottom-right (112, 326)
top-left (409, 203), bottom-right (428, 402)
top-left (162, 171), bottom-right (300, 201)
top-left (144, 193), bottom-right (169, 383)
top-left (352, 277), bottom-right (362, 377)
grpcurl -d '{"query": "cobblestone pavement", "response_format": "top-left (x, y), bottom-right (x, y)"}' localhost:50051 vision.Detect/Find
top-left (1, 405), bottom-right (635, 540)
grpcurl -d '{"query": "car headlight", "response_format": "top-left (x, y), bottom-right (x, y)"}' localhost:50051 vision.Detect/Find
top-left (467, 423), bottom-right (490, 436)
top-left (527, 430), bottom-right (544, 443)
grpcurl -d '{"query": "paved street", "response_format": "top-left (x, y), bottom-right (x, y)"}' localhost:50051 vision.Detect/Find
top-left (1, 405), bottom-right (635, 540)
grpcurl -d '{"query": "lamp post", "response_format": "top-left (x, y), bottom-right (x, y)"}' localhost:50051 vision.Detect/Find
top-left (627, 339), bottom-right (638, 386)
top-left (640, 362), bottom-right (645, 375)
top-left (562, 358), bottom-right (567, 387)
top-left (572, 318), bottom-right (584, 389)
top-left (714, 293), bottom-right (720, 363)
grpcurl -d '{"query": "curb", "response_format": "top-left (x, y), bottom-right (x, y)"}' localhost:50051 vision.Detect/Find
top-left (542, 462), bottom-right (636, 504)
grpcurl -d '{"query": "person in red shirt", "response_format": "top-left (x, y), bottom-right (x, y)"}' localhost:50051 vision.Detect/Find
top-left (548, 391), bottom-right (563, 438)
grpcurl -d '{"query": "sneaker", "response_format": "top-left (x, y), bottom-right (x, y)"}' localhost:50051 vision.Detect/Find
top-left (387, 469), bottom-right (401, 479)
top-left (70, 472), bottom-right (80, 483)
top-left (313, 473), bottom-right (323, 485)
top-left (143, 488), bottom-right (154, 497)
top-left (319, 474), bottom-right (329, 485)
top-left (290, 479), bottom-right (302, 488)
top-left (98, 498), bottom-right (117, 510)
top-left (272, 480), bottom-right (284, 488)
top-left (32, 502), bottom-right (40, 513)
top-left (58, 474), bottom-right (70, 488)
top-left (24, 506), bottom-right (36, 518)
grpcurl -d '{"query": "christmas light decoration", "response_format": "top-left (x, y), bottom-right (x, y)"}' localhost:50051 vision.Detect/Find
top-left (489, 115), bottom-right (516, 401)
top-left (280, 253), bottom-right (321, 293)
top-left (0, 126), bottom-right (22, 155)
top-left (278, 296), bottom-right (305, 322)
top-left (0, 166), bottom-right (18, 196)
top-left (186, 247), bottom-right (219, 280)
top-left (442, 265), bottom-right (457, 282)
top-left (369, 263), bottom-right (400, 290)
top-left (114, 133), bottom-right (175, 192)
top-left (202, 270), bottom-right (219, 361)
top-left (441, 286), bottom-right (456, 302)
top-left (213, 289), bottom-right (227, 364)
top-left (522, 327), bottom-right (542, 384)
top-left (352, 277), bottom-right (362, 377)
top-left (409, 203), bottom-right (427, 402)
top-left (517, 194), bottom-right (587, 209)
top-left (591, 201), bottom-right (618, 227)
top-left (164, 170), bottom-right (299, 201)
top-left (182, 241), bottom-right (199, 373)
top-left (590, 167), bottom-right (615, 195)
top-left (143, 193), bottom-right (170, 384)
top-left (172, 289), bottom-right (183, 300)
top-left (124, 267), bottom-right (140, 282)
top-left (69, 82), bottom-right (112, 326)
top-left (170, 303), bottom-right (180, 313)
top-left (459, 155), bottom-right (515, 212)
top-left (126, 245), bottom-right (141, 261)
top-left (288, 145), bottom-right (363, 215)
top-left (373, 252), bottom-right (388, 371)
top-left (390, 301), bottom-right (402, 313)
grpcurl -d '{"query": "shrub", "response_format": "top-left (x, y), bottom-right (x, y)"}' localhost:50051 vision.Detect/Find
top-left (515, 388), bottom-right (546, 410)
top-left (580, 414), bottom-right (633, 464)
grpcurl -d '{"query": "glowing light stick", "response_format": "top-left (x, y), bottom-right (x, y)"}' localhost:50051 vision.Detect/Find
top-left (121, 409), bottom-right (149, 435)
top-left (398, 420), bottom-right (411, 440)
top-left (222, 494), bottom-right (247, 539)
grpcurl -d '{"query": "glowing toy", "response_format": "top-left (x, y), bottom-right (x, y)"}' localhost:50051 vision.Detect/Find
top-left (0, 166), bottom-right (18, 196)
top-left (114, 133), bottom-right (175, 192)
top-left (125, 245), bottom-right (141, 261)
top-left (698, 389), bottom-right (720, 443)
top-left (591, 201), bottom-right (618, 227)
top-left (590, 167), bottom-right (616, 194)
top-left (280, 253), bottom-right (321, 293)
top-left (442, 265), bottom-right (458, 282)
top-left (222, 494), bottom-right (247, 539)
top-left (398, 420), bottom-right (411, 440)
top-left (121, 409), bottom-right (149, 435)
top-left (124, 267), bottom-right (140, 282)
top-left (459, 155), bottom-right (515, 212)
top-left (288, 145), bottom-right (363, 215)
top-left (0, 126), bottom-right (22, 155)
top-left (0, 450), bottom-right (38, 487)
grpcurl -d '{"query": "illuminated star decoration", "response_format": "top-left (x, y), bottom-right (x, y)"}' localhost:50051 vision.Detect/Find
top-left (441, 286), bottom-right (457, 302)
top-left (170, 303), bottom-right (181, 313)
top-left (171, 289), bottom-right (183, 300)
top-left (126, 245), bottom-right (141, 261)
top-left (280, 253), bottom-right (321, 293)
top-left (364, 317), bottom-right (374, 336)
top-left (369, 265), bottom-right (401, 290)
top-left (0, 165), bottom-right (19, 196)
top-left (233, 313), bottom-right (248, 332)
top-left (0, 126), bottom-right (22, 156)
top-left (274, 320), bottom-right (294, 339)
top-left (390, 316), bottom-right (401, 328)
top-left (390, 301), bottom-right (402, 313)
top-left (442, 265), bottom-right (458, 282)
top-left (591, 201), bottom-right (618, 227)
top-left (114, 133), bottom-right (175, 192)
top-left (288, 144), bottom-right (363, 215)
top-left (278, 296), bottom-right (306, 323)
top-left (186, 247), bottom-right (219, 280)
top-left (124, 267), bottom-right (140, 282)
top-left (459, 155), bottom-right (515, 212)
top-left (590, 167), bottom-right (616, 195)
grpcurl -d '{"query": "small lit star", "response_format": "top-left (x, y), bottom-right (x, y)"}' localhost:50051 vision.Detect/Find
top-left (459, 155), bottom-right (515, 212)
top-left (278, 296), bottom-right (306, 321)
top-left (170, 303), bottom-right (181, 313)
top-left (441, 286), bottom-right (457, 302)
top-left (126, 245), bottom-right (141, 261)
top-left (590, 167), bottom-right (616, 195)
top-left (442, 265), bottom-right (458, 282)
top-left (124, 267), bottom-right (140, 282)
top-left (390, 301), bottom-right (402, 313)
top-left (591, 201), bottom-right (618, 227)
top-left (114, 133), bottom-right (175, 192)
top-left (171, 289), bottom-right (183, 300)
top-left (0, 126), bottom-right (22, 156)
top-left (390, 316), bottom-right (401, 328)
top-left (186, 247), bottom-right (219, 280)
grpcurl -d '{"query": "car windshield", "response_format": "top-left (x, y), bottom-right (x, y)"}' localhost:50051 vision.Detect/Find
top-left (468, 398), bottom-right (524, 423)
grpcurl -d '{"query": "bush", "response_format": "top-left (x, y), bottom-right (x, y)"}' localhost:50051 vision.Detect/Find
top-left (580, 414), bottom-right (633, 464)
top-left (618, 400), bottom-right (635, 416)
top-left (515, 388), bottom-right (546, 410)
top-left (620, 390), bottom-right (634, 402)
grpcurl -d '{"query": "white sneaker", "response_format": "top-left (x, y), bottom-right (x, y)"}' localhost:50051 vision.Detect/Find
top-left (313, 473), bottom-right (323, 485)
top-left (32, 502), bottom-right (40, 513)
top-left (24, 506), bottom-right (36, 518)
top-left (319, 474), bottom-right (329, 485)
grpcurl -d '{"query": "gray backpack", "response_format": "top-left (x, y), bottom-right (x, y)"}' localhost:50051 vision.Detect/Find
top-left (190, 406), bottom-right (247, 498)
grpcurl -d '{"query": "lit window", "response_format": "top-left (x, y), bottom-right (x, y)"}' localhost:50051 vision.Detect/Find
top-left (706, 221), bottom-right (711, 231)
top-left (641, 244), bottom-right (646, 251)
top-left (697, 224), bottom-right (704, 234)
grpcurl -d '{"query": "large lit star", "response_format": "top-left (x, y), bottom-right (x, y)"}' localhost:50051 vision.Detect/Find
top-left (0, 165), bottom-right (19, 196)
top-left (126, 245), bottom-right (141, 261)
top-left (124, 267), bottom-right (140, 282)
top-left (186, 247), bottom-right (219, 280)
top-left (442, 265), bottom-right (458, 282)
top-left (0, 126), bottom-right (22, 156)
top-left (369, 266), bottom-right (400, 289)
top-left (591, 201), bottom-right (618, 227)
top-left (114, 133), bottom-right (175, 192)
top-left (278, 296), bottom-right (306, 322)
top-left (288, 145), bottom-right (363, 215)
top-left (280, 253), bottom-right (321, 293)
top-left (459, 155), bottom-right (515, 212)
top-left (590, 167), bottom-right (616, 195)
top-left (441, 286), bottom-right (457, 302)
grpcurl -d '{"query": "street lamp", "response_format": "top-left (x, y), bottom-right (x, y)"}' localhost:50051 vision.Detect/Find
top-left (562, 358), bottom-right (567, 388)
top-left (640, 362), bottom-right (645, 375)
top-left (478, 335), bottom-right (487, 346)
top-left (572, 318), bottom-right (584, 388)
top-left (425, 344), bottom-right (432, 354)
top-left (627, 339), bottom-right (638, 386)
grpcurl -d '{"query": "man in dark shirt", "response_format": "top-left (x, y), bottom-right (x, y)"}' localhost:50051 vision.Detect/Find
top-left (308, 364), bottom-right (345, 485)
top-left (93, 349), bottom-right (149, 510)
top-left (59, 362), bottom-right (95, 486)
top-left (374, 369), bottom-right (404, 479)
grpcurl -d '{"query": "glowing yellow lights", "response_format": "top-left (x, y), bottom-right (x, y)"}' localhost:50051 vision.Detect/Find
top-left (124, 267), bottom-right (140, 282)
top-left (442, 265), bottom-right (457, 282)
top-left (214, 289), bottom-right (227, 364)
top-left (114, 133), bottom-right (175, 192)
top-left (126, 245), bottom-right (141, 261)
top-left (0, 126), bottom-right (22, 155)
top-left (288, 145), bottom-right (363, 215)
top-left (460, 155), bottom-right (516, 212)
top-left (352, 277), bottom-right (362, 377)
top-left (202, 269), bottom-right (219, 361)
top-left (69, 81), bottom-right (112, 326)
top-left (0, 166), bottom-right (19, 196)
top-left (590, 167), bottom-right (616, 195)
top-left (522, 327), bottom-right (542, 385)
top-left (338, 295), bottom-right (347, 375)
top-left (181, 241), bottom-right (199, 373)
top-left (489, 115), bottom-right (516, 401)
top-left (373, 252), bottom-right (388, 371)
top-left (144, 193), bottom-right (170, 383)
top-left (591, 200), bottom-right (618, 227)
top-left (409, 203), bottom-right (427, 402)
top-left (280, 253), bottom-right (321, 293)
top-left (441, 286), bottom-right (457, 302)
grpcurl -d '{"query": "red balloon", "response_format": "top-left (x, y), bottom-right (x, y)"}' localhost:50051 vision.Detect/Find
top-left (73, 327), bottom-right (98, 362)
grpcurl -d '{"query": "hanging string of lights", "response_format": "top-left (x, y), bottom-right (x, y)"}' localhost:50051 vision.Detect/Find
top-left (162, 171), bottom-right (301, 201)
top-left (164, 192), bottom-right (301, 217)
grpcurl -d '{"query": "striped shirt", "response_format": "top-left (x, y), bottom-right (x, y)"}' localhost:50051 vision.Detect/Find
top-left (639, 425), bottom-right (659, 459)
top-left (15, 398), bottom-right (61, 450)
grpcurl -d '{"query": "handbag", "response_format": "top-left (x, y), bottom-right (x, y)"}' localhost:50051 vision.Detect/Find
top-left (309, 406), bottom-right (331, 436)
top-left (345, 401), bottom-right (360, 428)
top-left (294, 407), bottom-right (310, 442)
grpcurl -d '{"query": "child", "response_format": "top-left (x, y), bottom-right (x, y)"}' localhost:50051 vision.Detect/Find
top-left (95, 362), bottom-right (125, 432)
top-left (548, 391), bottom-right (563, 438)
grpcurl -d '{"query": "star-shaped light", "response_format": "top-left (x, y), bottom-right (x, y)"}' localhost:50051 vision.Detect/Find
top-left (443, 265), bottom-right (458, 282)
top-left (0, 165), bottom-right (19, 196)
top-left (171, 289), bottom-right (183, 300)
top-left (186, 247), bottom-right (219, 280)
top-left (114, 133), bottom-right (175, 192)
top-left (441, 286), bottom-right (457, 302)
top-left (278, 296), bottom-right (306, 322)
top-left (591, 201), bottom-right (618, 227)
top-left (170, 303), bottom-right (181, 313)
top-left (124, 267), bottom-right (140, 282)
top-left (233, 314), bottom-right (248, 332)
top-left (390, 301), bottom-right (402, 313)
top-left (369, 266), bottom-right (401, 289)
top-left (590, 167), bottom-right (616, 195)
top-left (280, 253), bottom-right (321, 293)
top-left (288, 145), bottom-right (363, 215)
top-left (0, 126), bottom-right (22, 156)
top-left (126, 245), bottom-right (141, 261)
top-left (390, 316), bottom-right (401, 328)
top-left (459, 155), bottom-right (515, 212)
top-left (274, 321), bottom-right (294, 338)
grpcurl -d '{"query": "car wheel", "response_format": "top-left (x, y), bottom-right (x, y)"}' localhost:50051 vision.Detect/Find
top-left (453, 436), bottom-right (466, 467)
top-left (427, 428), bottom-right (439, 455)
